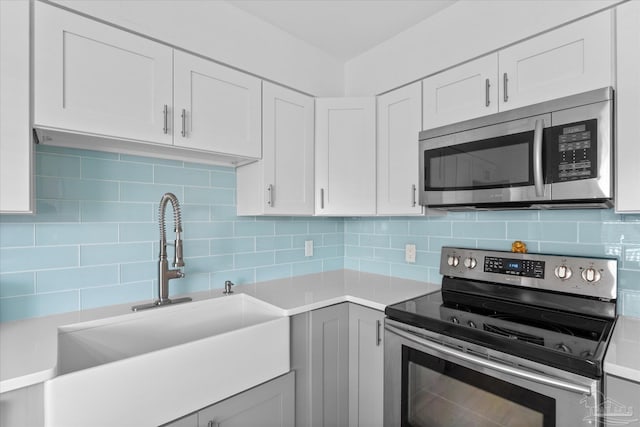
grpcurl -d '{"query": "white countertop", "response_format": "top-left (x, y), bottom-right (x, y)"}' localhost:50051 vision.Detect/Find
top-left (604, 315), bottom-right (640, 383)
top-left (0, 269), bottom-right (438, 393)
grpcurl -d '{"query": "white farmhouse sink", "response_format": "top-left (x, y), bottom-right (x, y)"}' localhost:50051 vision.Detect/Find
top-left (44, 294), bottom-right (290, 427)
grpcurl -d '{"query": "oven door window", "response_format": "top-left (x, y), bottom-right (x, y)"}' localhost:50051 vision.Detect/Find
top-left (402, 347), bottom-right (555, 427)
top-left (424, 131), bottom-right (534, 191)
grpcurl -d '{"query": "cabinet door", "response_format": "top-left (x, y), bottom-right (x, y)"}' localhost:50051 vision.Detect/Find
top-left (615, 0), bottom-right (640, 213)
top-left (0, 0), bottom-right (32, 213)
top-left (315, 98), bottom-right (376, 216)
top-left (604, 375), bottom-right (640, 427)
top-left (173, 50), bottom-right (261, 158)
top-left (198, 372), bottom-right (294, 427)
top-left (348, 305), bottom-right (384, 427)
top-left (33, 2), bottom-right (173, 145)
top-left (377, 82), bottom-right (424, 216)
top-left (422, 54), bottom-right (498, 130)
top-left (498, 11), bottom-right (612, 111)
top-left (236, 83), bottom-right (314, 215)
top-left (311, 304), bottom-right (350, 427)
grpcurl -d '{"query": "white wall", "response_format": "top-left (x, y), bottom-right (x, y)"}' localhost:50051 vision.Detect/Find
top-left (53, 0), bottom-right (344, 97)
top-left (345, 0), bottom-right (622, 96)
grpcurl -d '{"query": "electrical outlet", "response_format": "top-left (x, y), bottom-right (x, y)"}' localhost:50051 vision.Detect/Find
top-left (305, 240), bottom-right (314, 257)
top-left (405, 244), bottom-right (416, 263)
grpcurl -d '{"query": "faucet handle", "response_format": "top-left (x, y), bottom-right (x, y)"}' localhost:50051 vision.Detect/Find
top-left (223, 280), bottom-right (235, 295)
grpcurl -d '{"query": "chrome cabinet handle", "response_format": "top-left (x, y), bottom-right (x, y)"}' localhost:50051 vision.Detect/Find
top-left (386, 323), bottom-right (592, 396)
top-left (485, 78), bottom-right (490, 107)
top-left (411, 184), bottom-right (417, 207)
top-left (503, 73), bottom-right (509, 102)
top-left (267, 184), bottom-right (273, 207)
top-left (207, 421), bottom-right (220, 427)
top-left (320, 188), bottom-right (325, 209)
top-left (533, 119), bottom-right (545, 197)
top-left (376, 320), bottom-right (382, 346)
top-left (180, 109), bottom-right (186, 137)
top-left (162, 105), bottom-right (168, 134)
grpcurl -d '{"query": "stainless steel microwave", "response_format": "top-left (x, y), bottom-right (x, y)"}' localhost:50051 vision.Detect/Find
top-left (419, 87), bottom-right (613, 210)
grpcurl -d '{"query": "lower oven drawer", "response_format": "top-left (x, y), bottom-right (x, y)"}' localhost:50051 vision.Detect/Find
top-left (384, 320), bottom-right (600, 427)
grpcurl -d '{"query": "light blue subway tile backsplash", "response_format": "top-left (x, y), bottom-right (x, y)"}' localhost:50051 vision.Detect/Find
top-left (154, 165), bottom-right (209, 186)
top-left (82, 157), bottom-right (153, 182)
top-left (37, 177), bottom-right (119, 201)
top-left (80, 281), bottom-right (153, 310)
top-left (36, 223), bottom-right (118, 246)
top-left (0, 223), bottom-right (34, 247)
top-left (1, 145), bottom-right (639, 323)
top-left (1, 246), bottom-right (79, 272)
top-left (120, 182), bottom-right (184, 203)
top-left (256, 236), bottom-right (292, 251)
top-left (184, 186), bottom-right (234, 205)
top-left (0, 272), bottom-right (35, 298)
top-left (36, 265), bottom-right (119, 293)
top-left (0, 291), bottom-right (79, 323)
top-left (80, 242), bottom-right (153, 266)
top-left (36, 153), bottom-right (81, 178)
top-left (80, 201), bottom-right (153, 222)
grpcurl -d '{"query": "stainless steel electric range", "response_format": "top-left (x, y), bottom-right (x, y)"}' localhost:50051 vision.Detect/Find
top-left (384, 246), bottom-right (618, 427)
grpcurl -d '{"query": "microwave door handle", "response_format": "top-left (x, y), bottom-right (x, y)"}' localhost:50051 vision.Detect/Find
top-left (533, 119), bottom-right (545, 197)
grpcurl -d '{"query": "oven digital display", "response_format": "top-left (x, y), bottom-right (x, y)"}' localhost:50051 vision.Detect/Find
top-left (507, 261), bottom-right (521, 270)
top-left (484, 256), bottom-right (545, 278)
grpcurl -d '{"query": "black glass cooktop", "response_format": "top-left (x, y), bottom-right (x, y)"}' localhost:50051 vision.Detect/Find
top-left (386, 278), bottom-right (616, 378)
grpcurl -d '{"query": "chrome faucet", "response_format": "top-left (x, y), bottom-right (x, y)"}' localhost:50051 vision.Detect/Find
top-left (132, 193), bottom-right (191, 311)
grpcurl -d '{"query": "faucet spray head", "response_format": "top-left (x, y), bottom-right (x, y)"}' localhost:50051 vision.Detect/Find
top-left (174, 238), bottom-right (185, 267)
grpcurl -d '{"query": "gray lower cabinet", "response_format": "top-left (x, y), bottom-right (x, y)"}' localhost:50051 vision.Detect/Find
top-left (604, 374), bottom-right (640, 427)
top-left (292, 303), bottom-right (350, 427)
top-left (291, 303), bottom-right (384, 427)
top-left (163, 372), bottom-right (294, 427)
top-left (348, 304), bottom-right (384, 427)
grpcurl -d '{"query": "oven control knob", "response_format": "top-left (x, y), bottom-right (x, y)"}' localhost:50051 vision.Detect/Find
top-left (450, 316), bottom-right (459, 324)
top-left (555, 343), bottom-right (572, 353)
top-left (464, 257), bottom-right (477, 269)
top-left (554, 265), bottom-right (572, 280)
top-left (447, 255), bottom-right (460, 267)
top-left (581, 267), bottom-right (601, 283)
top-left (467, 320), bottom-right (477, 328)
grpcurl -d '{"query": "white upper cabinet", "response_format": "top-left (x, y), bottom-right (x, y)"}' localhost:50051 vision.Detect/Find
top-left (422, 55), bottom-right (499, 129)
top-left (377, 82), bottom-right (424, 216)
top-left (315, 98), bottom-right (376, 216)
top-left (34, 2), bottom-right (173, 145)
top-left (173, 50), bottom-right (261, 158)
top-left (615, 1), bottom-right (640, 213)
top-left (236, 82), bottom-right (314, 216)
top-left (0, 0), bottom-right (33, 213)
top-left (498, 11), bottom-right (613, 111)
top-left (33, 2), bottom-right (261, 166)
top-left (422, 11), bottom-right (613, 131)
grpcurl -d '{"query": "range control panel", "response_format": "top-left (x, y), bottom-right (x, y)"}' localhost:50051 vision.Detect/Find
top-left (484, 256), bottom-right (545, 279)
top-left (440, 247), bottom-right (617, 300)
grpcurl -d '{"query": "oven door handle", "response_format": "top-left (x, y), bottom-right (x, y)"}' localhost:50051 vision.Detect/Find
top-left (386, 324), bottom-right (592, 396)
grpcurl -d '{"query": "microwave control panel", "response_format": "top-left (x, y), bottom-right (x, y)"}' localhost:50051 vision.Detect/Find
top-left (546, 119), bottom-right (598, 182)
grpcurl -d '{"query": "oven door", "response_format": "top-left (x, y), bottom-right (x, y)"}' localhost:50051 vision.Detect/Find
top-left (419, 114), bottom-right (552, 208)
top-left (385, 320), bottom-right (600, 427)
